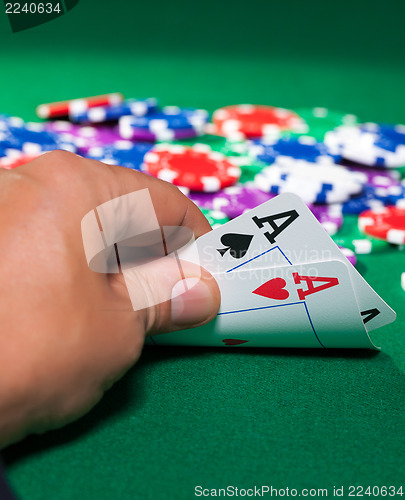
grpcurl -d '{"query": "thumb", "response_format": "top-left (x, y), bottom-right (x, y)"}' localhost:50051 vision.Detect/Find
top-left (121, 255), bottom-right (221, 335)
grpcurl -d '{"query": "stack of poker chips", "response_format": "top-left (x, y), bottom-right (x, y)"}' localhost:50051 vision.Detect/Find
top-left (0, 96), bottom-right (404, 278)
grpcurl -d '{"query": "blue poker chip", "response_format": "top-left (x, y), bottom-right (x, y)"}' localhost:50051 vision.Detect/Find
top-left (10, 124), bottom-right (76, 153)
top-left (69, 98), bottom-right (158, 123)
top-left (254, 175), bottom-right (355, 204)
top-left (122, 106), bottom-right (209, 131)
top-left (339, 185), bottom-right (394, 214)
top-left (85, 141), bottom-right (153, 170)
top-left (0, 120), bottom-right (77, 154)
top-left (361, 123), bottom-right (405, 153)
top-left (247, 136), bottom-right (341, 165)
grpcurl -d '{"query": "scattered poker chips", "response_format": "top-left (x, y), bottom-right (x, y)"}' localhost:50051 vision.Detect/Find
top-left (142, 144), bottom-right (241, 192)
top-left (2, 94), bottom-right (405, 256)
top-left (69, 98), bottom-right (158, 123)
top-left (212, 104), bottom-right (306, 139)
top-left (324, 124), bottom-right (405, 168)
top-left (247, 136), bottom-right (341, 165)
top-left (358, 205), bottom-right (405, 244)
top-left (36, 93), bottom-right (124, 119)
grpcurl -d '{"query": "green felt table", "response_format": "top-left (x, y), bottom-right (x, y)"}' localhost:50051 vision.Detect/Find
top-left (1, 1), bottom-right (405, 498)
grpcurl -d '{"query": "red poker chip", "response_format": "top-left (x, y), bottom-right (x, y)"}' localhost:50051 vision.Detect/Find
top-left (358, 205), bottom-right (405, 244)
top-left (142, 144), bottom-right (241, 192)
top-left (0, 153), bottom-right (41, 169)
top-left (212, 104), bottom-right (305, 138)
top-left (36, 93), bottom-right (124, 119)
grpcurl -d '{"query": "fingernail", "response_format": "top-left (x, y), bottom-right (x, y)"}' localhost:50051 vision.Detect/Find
top-left (171, 277), bottom-right (215, 327)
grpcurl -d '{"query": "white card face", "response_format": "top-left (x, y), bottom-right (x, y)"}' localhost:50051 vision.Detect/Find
top-left (147, 260), bottom-right (373, 349)
top-left (178, 193), bottom-right (396, 332)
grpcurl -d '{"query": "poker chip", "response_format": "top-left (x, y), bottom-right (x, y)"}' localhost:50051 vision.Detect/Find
top-left (44, 122), bottom-right (123, 153)
top-left (291, 107), bottom-right (358, 141)
top-left (361, 123), bottom-right (405, 151)
top-left (212, 104), bottom-right (306, 139)
top-left (1, 122), bottom-right (77, 154)
top-left (86, 140), bottom-right (152, 170)
top-left (69, 98), bottom-right (158, 123)
top-left (401, 272), bottom-right (405, 292)
top-left (119, 117), bottom-right (205, 141)
top-left (268, 156), bottom-right (367, 187)
top-left (247, 136), bottom-right (341, 165)
top-left (324, 124), bottom-right (405, 168)
top-left (70, 99), bottom-right (158, 124)
top-left (253, 159), bottom-right (366, 204)
top-left (339, 246), bottom-right (357, 266)
top-left (358, 206), bottom-right (405, 244)
top-left (338, 185), bottom-right (395, 215)
top-left (200, 207), bottom-right (229, 228)
top-left (189, 185), bottom-right (275, 219)
top-left (36, 93), bottom-right (124, 119)
top-left (119, 106), bottom-right (208, 130)
top-left (309, 204), bottom-right (343, 235)
top-left (142, 144), bottom-right (241, 192)
top-left (254, 177), bottom-right (353, 204)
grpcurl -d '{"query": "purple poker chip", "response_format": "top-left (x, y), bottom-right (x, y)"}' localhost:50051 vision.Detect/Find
top-left (308, 204), bottom-right (343, 235)
top-left (44, 121), bottom-right (122, 153)
top-left (339, 246), bottom-right (357, 266)
top-left (189, 185), bottom-right (275, 219)
top-left (188, 191), bottom-right (218, 210)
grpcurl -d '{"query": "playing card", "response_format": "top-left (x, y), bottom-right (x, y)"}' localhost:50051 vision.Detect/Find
top-left (147, 260), bottom-right (372, 348)
top-left (178, 193), bottom-right (396, 332)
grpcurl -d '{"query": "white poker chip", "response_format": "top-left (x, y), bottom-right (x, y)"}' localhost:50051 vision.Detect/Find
top-left (324, 125), bottom-right (405, 168)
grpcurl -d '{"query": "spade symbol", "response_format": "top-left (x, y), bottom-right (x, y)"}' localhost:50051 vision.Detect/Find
top-left (217, 233), bottom-right (254, 259)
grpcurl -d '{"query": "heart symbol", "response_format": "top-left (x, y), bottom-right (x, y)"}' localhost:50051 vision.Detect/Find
top-left (222, 339), bottom-right (249, 346)
top-left (217, 233), bottom-right (254, 259)
top-left (252, 277), bottom-right (290, 300)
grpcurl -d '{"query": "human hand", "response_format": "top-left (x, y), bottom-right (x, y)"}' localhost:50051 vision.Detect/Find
top-left (0, 151), bottom-right (220, 448)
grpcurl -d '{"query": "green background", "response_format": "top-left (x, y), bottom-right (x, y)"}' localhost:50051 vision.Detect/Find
top-left (1, 1), bottom-right (405, 499)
